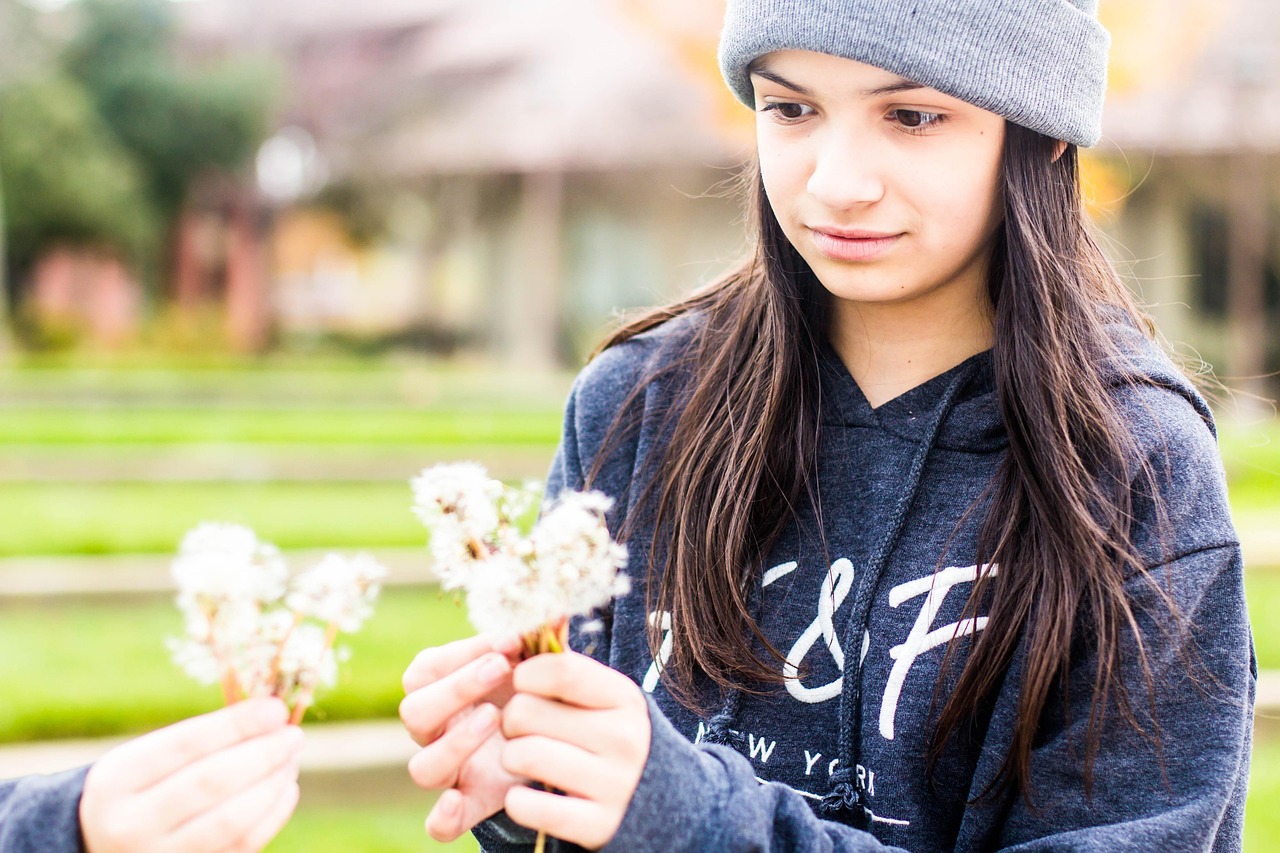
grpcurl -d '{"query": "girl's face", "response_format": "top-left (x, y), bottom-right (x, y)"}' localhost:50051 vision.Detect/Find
top-left (752, 50), bottom-right (1006, 316)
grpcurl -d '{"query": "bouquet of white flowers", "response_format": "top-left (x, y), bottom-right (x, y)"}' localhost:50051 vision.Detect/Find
top-left (412, 463), bottom-right (629, 853)
top-left (411, 462), bottom-right (629, 657)
top-left (169, 522), bottom-right (386, 724)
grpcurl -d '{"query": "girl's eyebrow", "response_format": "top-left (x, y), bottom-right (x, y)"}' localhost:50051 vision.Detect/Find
top-left (748, 63), bottom-right (927, 99)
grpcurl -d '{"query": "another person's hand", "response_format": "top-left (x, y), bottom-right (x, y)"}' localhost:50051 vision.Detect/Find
top-left (80, 698), bottom-right (303, 853)
top-left (400, 632), bottom-right (524, 841)
top-left (500, 651), bottom-right (651, 851)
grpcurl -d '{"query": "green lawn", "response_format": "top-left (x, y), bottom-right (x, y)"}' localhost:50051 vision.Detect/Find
top-left (1247, 571), bottom-right (1280, 670)
top-left (1247, 728), bottom-right (1280, 852)
top-left (269, 802), bottom-right (477, 853)
top-left (0, 481), bottom-right (431, 557)
top-left (0, 586), bottom-right (473, 742)
top-left (0, 408), bottom-right (562, 446)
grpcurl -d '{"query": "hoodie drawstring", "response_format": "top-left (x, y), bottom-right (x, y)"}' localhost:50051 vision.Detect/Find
top-left (819, 366), bottom-right (975, 827)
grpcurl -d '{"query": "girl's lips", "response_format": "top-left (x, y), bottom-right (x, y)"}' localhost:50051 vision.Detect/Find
top-left (808, 228), bottom-right (903, 262)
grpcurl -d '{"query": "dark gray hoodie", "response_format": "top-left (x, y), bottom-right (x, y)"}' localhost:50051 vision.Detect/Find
top-left (477, 311), bottom-right (1254, 853)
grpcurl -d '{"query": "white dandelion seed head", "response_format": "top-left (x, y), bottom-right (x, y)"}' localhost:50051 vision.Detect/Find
top-left (273, 623), bottom-right (338, 699)
top-left (169, 523), bottom-right (380, 708)
top-left (464, 549), bottom-right (555, 635)
top-left (166, 637), bottom-right (221, 685)
top-left (172, 522), bottom-right (287, 609)
top-left (527, 490), bottom-right (629, 618)
top-left (458, 489), bottom-right (629, 635)
top-left (426, 515), bottom-right (487, 591)
top-left (287, 553), bottom-right (387, 632)
top-left (411, 463), bottom-right (504, 543)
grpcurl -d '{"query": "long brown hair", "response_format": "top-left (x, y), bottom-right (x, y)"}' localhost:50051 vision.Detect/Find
top-left (592, 123), bottom-right (1168, 803)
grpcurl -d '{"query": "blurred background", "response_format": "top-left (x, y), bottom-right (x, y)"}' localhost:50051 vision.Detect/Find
top-left (0, 0), bottom-right (1275, 850)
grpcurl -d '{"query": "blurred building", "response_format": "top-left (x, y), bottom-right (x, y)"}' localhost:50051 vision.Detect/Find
top-left (177, 0), bottom-right (1279, 382)
top-left (179, 0), bottom-right (750, 366)
top-left (1099, 0), bottom-right (1280, 403)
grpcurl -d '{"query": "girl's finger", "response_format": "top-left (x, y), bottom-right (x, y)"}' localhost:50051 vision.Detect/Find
top-left (218, 776), bottom-right (301, 853)
top-left (164, 763), bottom-right (300, 853)
top-left (134, 725), bottom-right (304, 830)
top-left (425, 788), bottom-right (467, 842)
top-left (500, 735), bottom-right (614, 801)
top-left (402, 633), bottom-right (518, 694)
top-left (501, 692), bottom-right (623, 755)
top-left (400, 653), bottom-right (513, 745)
top-left (512, 651), bottom-right (640, 710)
top-left (94, 698), bottom-right (289, 795)
top-left (407, 703), bottom-right (499, 789)
top-left (503, 785), bottom-right (615, 850)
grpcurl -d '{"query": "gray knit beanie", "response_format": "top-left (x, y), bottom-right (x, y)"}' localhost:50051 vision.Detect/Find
top-left (719, 0), bottom-right (1110, 147)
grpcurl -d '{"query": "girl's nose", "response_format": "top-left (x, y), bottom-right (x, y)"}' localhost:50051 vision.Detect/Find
top-left (806, 134), bottom-right (886, 210)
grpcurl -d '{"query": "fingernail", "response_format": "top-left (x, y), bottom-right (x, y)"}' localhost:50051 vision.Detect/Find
top-left (494, 632), bottom-right (522, 654)
top-left (437, 790), bottom-right (458, 819)
top-left (478, 654), bottom-right (508, 684)
top-left (282, 725), bottom-right (306, 754)
top-left (469, 705), bottom-right (496, 735)
top-left (253, 698), bottom-right (289, 727)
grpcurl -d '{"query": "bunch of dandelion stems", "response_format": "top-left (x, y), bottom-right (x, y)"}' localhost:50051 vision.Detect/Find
top-left (521, 616), bottom-right (569, 853)
top-left (205, 602), bottom-right (342, 726)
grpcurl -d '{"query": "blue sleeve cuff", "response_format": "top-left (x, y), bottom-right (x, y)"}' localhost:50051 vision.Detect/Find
top-left (471, 809), bottom-right (538, 852)
top-left (0, 765), bottom-right (90, 853)
top-left (600, 695), bottom-right (720, 853)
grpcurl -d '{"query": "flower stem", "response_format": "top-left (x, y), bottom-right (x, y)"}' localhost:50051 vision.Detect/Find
top-left (287, 621), bottom-right (342, 725)
top-left (524, 616), bottom-right (570, 853)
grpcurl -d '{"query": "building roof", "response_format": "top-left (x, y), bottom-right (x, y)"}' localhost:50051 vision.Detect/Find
top-left (178, 0), bottom-right (1279, 179)
top-left (179, 0), bottom-right (751, 176)
top-left (1101, 0), bottom-right (1280, 154)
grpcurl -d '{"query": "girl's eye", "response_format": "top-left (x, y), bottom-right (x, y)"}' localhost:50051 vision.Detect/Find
top-left (890, 109), bottom-right (947, 133)
top-left (761, 102), bottom-right (815, 122)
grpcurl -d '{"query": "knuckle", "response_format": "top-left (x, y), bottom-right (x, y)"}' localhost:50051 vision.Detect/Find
top-left (503, 786), bottom-right (532, 823)
top-left (408, 755), bottom-right (450, 789)
top-left (403, 649), bottom-right (440, 691)
top-left (499, 738), bottom-right (529, 776)
top-left (98, 812), bottom-right (140, 848)
top-left (210, 807), bottom-right (247, 841)
top-left (193, 770), bottom-right (226, 803)
top-left (501, 695), bottom-right (528, 736)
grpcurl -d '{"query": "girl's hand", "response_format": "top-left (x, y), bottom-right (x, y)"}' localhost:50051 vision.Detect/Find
top-left (80, 698), bottom-right (303, 853)
top-left (399, 632), bottom-right (525, 841)
top-left (501, 651), bottom-right (651, 851)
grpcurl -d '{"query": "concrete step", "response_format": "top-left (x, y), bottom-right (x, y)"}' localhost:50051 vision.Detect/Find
top-left (0, 719), bottom-right (417, 780)
top-left (0, 446), bottom-right (551, 483)
top-left (0, 548), bottom-right (437, 598)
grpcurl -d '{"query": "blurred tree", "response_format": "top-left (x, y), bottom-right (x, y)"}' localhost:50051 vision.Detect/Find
top-left (0, 73), bottom-right (159, 275)
top-left (62, 0), bottom-right (276, 222)
top-left (0, 0), bottom-right (59, 353)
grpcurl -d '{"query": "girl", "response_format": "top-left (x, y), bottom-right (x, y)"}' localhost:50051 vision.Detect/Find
top-left (400, 0), bottom-right (1255, 850)
top-left (2, 699), bottom-right (302, 852)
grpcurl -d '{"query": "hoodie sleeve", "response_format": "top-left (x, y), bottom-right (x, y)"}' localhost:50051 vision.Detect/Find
top-left (601, 696), bottom-right (916, 853)
top-left (0, 767), bottom-right (89, 853)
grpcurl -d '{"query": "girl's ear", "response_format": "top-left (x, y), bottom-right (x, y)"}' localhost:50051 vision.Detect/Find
top-left (1051, 140), bottom-right (1068, 162)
